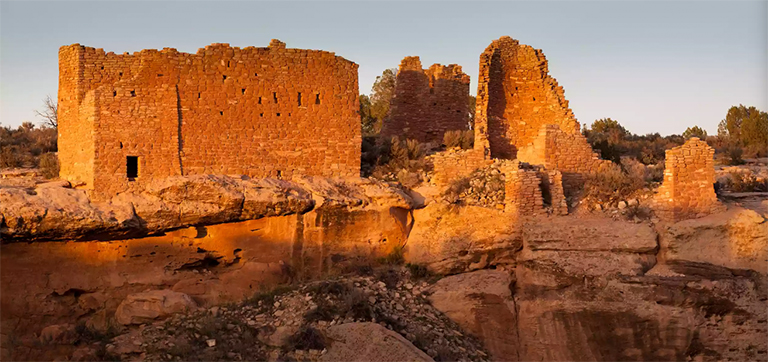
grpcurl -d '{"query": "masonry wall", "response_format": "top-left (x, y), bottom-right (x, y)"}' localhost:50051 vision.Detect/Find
top-left (429, 148), bottom-right (491, 189)
top-left (653, 138), bottom-right (722, 221)
top-left (382, 56), bottom-right (470, 144)
top-left (58, 40), bottom-right (361, 196)
top-left (501, 162), bottom-right (544, 215)
top-left (517, 124), bottom-right (617, 194)
top-left (474, 36), bottom-right (581, 160)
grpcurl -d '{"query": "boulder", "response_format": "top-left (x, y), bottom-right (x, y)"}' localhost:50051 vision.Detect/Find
top-left (662, 207), bottom-right (768, 276)
top-left (405, 203), bottom-right (522, 274)
top-left (0, 187), bottom-right (137, 241)
top-left (427, 270), bottom-right (518, 360)
top-left (115, 290), bottom-right (197, 325)
top-left (320, 322), bottom-right (433, 362)
top-left (239, 178), bottom-right (314, 219)
top-left (39, 323), bottom-right (75, 344)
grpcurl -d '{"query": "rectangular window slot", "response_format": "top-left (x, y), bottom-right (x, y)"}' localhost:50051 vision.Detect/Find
top-left (119, 72), bottom-right (123, 77)
top-left (222, 75), bottom-right (227, 81)
top-left (297, 92), bottom-right (302, 106)
top-left (220, 111), bottom-right (224, 116)
top-left (276, 113), bottom-right (281, 117)
top-left (254, 73), bottom-right (258, 77)
top-left (113, 91), bottom-right (117, 97)
top-left (258, 97), bottom-right (262, 104)
top-left (157, 74), bottom-right (163, 77)
top-left (260, 113), bottom-right (264, 117)
top-left (315, 93), bottom-right (321, 105)
top-left (273, 92), bottom-right (278, 103)
top-left (130, 90), bottom-right (136, 97)
top-left (198, 93), bottom-right (201, 99)
top-left (100, 66), bottom-right (104, 70)
top-left (227, 61), bottom-right (231, 67)
top-left (126, 156), bottom-right (139, 179)
top-left (242, 88), bottom-right (246, 95)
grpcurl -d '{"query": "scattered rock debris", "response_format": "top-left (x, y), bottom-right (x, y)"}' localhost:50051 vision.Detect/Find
top-left (111, 268), bottom-right (489, 362)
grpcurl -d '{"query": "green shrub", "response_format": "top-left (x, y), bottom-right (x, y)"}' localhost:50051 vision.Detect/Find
top-left (582, 165), bottom-right (644, 206)
top-left (39, 152), bottom-right (59, 179)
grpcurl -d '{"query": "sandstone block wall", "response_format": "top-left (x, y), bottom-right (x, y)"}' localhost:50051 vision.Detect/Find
top-left (382, 56), bottom-right (470, 144)
top-left (539, 169), bottom-right (568, 216)
top-left (653, 138), bottom-right (722, 221)
top-left (58, 40), bottom-right (361, 197)
top-left (474, 36), bottom-right (580, 160)
top-left (517, 124), bottom-right (618, 195)
top-left (501, 163), bottom-right (544, 215)
top-left (429, 148), bottom-right (491, 189)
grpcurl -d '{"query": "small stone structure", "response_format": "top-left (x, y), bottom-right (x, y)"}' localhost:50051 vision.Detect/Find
top-left (57, 40), bottom-right (361, 197)
top-left (382, 56), bottom-right (470, 144)
top-left (653, 138), bottom-right (723, 221)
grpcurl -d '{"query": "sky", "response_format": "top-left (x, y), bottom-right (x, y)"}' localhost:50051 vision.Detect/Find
top-left (1, 1), bottom-right (766, 136)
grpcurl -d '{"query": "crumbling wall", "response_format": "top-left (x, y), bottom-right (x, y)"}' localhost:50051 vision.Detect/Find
top-left (429, 148), bottom-right (491, 189)
top-left (474, 36), bottom-right (580, 159)
top-left (653, 138), bottom-right (722, 221)
top-left (539, 169), bottom-right (568, 215)
top-left (501, 162), bottom-right (544, 215)
top-left (383, 56), bottom-right (470, 144)
top-left (517, 124), bottom-right (617, 194)
top-left (58, 40), bottom-right (361, 197)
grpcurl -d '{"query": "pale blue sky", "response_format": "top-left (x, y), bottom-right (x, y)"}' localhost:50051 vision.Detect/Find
top-left (1, 1), bottom-right (766, 136)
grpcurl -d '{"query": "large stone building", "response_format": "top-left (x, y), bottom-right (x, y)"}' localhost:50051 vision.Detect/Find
top-left (381, 56), bottom-right (470, 144)
top-left (57, 40), bottom-right (361, 197)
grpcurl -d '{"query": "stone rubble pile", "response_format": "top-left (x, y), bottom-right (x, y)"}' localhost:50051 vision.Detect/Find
top-left (107, 269), bottom-right (489, 362)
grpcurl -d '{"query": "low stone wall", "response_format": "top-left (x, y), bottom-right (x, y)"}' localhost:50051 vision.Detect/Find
top-left (428, 148), bottom-right (491, 189)
top-left (501, 162), bottom-right (544, 215)
top-left (518, 124), bottom-right (617, 195)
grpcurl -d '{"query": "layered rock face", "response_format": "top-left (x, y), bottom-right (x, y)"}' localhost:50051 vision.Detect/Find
top-left (0, 176), bottom-right (416, 360)
top-left (418, 207), bottom-right (767, 362)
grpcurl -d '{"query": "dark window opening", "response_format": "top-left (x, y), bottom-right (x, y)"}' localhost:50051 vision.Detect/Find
top-left (258, 97), bottom-right (262, 104)
top-left (276, 113), bottom-right (281, 117)
top-left (533, 97), bottom-right (536, 101)
top-left (119, 72), bottom-right (123, 77)
top-left (276, 170), bottom-right (283, 179)
top-left (130, 90), bottom-right (136, 97)
top-left (198, 93), bottom-right (201, 99)
top-left (158, 74), bottom-right (163, 77)
top-left (260, 113), bottom-right (264, 117)
top-left (113, 91), bottom-right (117, 97)
top-left (297, 92), bottom-right (302, 106)
top-left (126, 156), bottom-right (139, 179)
top-left (119, 142), bottom-right (123, 149)
top-left (222, 75), bottom-right (227, 81)
top-left (254, 73), bottom-right (258, 77)
top-left (315, 93), bottom-right (321, 104)
top-left (227, 61), bottom-right (230, 67)
top-left (100, 66), bottom-right (104, 70)
top-left (220, 111), bottom-right (224, 116)
top-left (273, 92), bottom-right (278, 103)
top-left (242, 88), bottom-right (246, 95)
top-left (288, 113), bottom-right (291, 117)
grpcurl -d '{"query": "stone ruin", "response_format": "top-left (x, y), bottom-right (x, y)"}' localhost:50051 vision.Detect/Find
top-left (54, 36), bottom-right (720, 220)
top-left (652, 138), bottom-right (723, 221)
top-left (428, 36), bottom-right (614, 216)
top-left (57, 39), bottom-right (360, 198)
top-left (429, 36), bottom-right (717, 220)
top-left (381, 56), bottom-right (471, 144)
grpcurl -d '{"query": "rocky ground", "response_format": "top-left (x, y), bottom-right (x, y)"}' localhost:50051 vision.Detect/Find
top-left (81, 268), bottom-right (488, 362)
